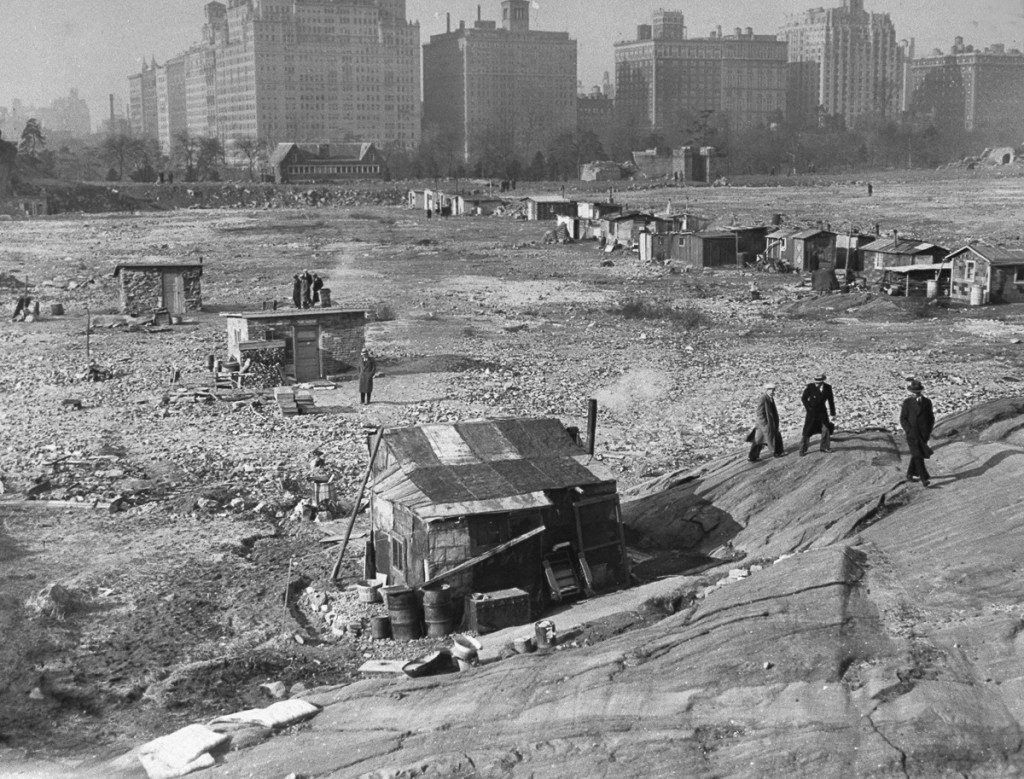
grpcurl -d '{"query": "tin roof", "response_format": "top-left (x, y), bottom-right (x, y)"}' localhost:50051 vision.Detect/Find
top-left (861, 236), bottom-right (946, 255)
top-left (220, 307), bottom-right (368, 320)
top-left (373, 418), bottom-right (615, 521)
top-left (113, 262), bottom-right (203, 277)
top-left (791, 228), bottom-right (835, 240)
top-left (523, 194), bottom-right (571, 203)
top-left (946, 243), bottom-right (1024, 266)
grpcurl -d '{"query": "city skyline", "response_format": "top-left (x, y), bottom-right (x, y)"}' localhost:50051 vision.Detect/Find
top-left (1, 0), bottom-right (1022, 132)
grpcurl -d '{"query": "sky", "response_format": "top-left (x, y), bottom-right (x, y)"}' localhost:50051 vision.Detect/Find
top-left (1, 0), bottom-right (1022, 129)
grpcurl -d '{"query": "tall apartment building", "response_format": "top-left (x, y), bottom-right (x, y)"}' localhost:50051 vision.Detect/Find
top-left (213, 0), bottom-right (420, 148)
top-left (782, 0), bottom-right (901, 126)
top-left (128, 59), bottom-right (160, 140)
top-left (156, 54), bottom-right (188, 153)
top-left (422, 0), bottom-right (578, 163)
top-left (185, 3), bottom-right (227, 139)
top-left (910, 37), bottom-right (1024, 138)
top-left (615, 11), bottom-right (788, 136)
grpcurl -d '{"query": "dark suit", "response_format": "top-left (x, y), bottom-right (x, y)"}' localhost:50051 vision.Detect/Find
top-left (749, 392), bottom-right (783, 460)
top-left (900, 393), bottom-right (934, 483)
top-left (800, 381), bottom-right (835, 453)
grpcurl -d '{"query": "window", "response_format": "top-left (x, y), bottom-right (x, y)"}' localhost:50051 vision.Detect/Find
top-left (1015, 266), bottom-right (1024, 284)
top-left (965, 260), bottom-right (976, 282)
top-left (390, 535), bottom-right (406, 573)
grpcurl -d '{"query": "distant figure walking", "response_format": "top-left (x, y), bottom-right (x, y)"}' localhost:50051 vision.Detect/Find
top-left (311, 273), bottom-right (323, 306)
top-left (747, 383), bottom-right (785, 461)
top-left (358, 348), bottom-right (377, 405)
top-left (292, 274), bottom-right (302, 308)
top-left (867, 182), bottom-right (873, 196)
top-left (800, 372), bottom-right (836, 456)
top-left (426, 207), bottom-right (432, 219)
top-left (300, 269), bottom-right (313, 309)
top-left (900, 380), bottom-right (934, 486)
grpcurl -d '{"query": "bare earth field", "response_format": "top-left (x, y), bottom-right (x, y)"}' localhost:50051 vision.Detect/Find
top-left (2, 170), bottom-right (1024, 777)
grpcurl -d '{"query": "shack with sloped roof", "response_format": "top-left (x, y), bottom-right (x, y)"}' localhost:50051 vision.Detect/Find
top-left (947, 244), bottom-right (1024, 305)
top-left (269, 142), bottom-right (385, 184)
top-left (368, 417), bottom-right (630, 616)
top-left (861, 234), bottom-right (949, 285)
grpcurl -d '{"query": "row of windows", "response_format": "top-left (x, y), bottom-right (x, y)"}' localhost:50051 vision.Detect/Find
top-left (287, 164), bottom-right (381, 175)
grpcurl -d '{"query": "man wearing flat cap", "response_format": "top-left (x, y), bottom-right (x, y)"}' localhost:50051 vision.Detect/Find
top-left (748, 383), bottom-right (786, 461)
top-left (799, 371), bottom-right (836, 456)
top-left (900, 380), bottom-right (934, 486)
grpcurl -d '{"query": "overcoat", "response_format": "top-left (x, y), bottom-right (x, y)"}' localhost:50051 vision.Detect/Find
top-left (750, 392), bottom-right (782, 451)
top-left (358, 355), bottom-right (377, 394)
top-left (801, 382), bottom-right (836, 438)
top-left (900, 394), bottom-right (934, 459)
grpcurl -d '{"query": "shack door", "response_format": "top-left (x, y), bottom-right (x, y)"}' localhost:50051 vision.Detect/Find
top-left (574, 496), bottom-right (630, 590)
top-left (293, 325), bottom-right (321, 381)
top-left (162, 273), bottom-right (185, 315)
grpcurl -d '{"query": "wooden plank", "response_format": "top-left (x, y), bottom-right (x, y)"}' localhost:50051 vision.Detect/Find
top-left (419, 525), bottom-right (545, 589)
top-left (331, 428), bottom-right (385, 581)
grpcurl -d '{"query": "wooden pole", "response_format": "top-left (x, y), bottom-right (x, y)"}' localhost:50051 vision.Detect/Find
top-left (419, 525), bottom-right (545, 589)
top-left (586, 398), bottom-right (598, 456)
top-left (85, 307), bottom-right (91, 362)
top-left (330, 427), bottom-right (384, 582)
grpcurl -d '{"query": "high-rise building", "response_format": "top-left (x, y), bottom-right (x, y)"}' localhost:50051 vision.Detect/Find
top-left (910, 37), bottom-right (1024, 138)
top-left (782, 0), bottom-right (901, 126)
top-left (422, 0), bottom-right (577, 163)
top-left (128, 59), bottom-right (160, 141)
top-left (156, 54), bottom-right (188, 154)
top-left (213, 0), bottom-right (420, 148)
top-left (185, 3), bottom-right (226, 139)
top-left (615, 12), bottom-right (788, 136)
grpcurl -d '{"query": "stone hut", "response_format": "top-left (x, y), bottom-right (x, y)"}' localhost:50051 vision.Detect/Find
top-left (113, 261), bottom-right (203, 317)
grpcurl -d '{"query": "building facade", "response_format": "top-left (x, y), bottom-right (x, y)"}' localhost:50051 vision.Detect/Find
top-left (615, 11), bottom-right (788, 136)
top-left (422, 0), bottom-right (577, 164)
top-left (128, 59), bottom-right (161, 140)
top-left (782, 0), bottom-right (901, 126)
top-left (213, 0), bottom-right (420, 149)
top-left (910, 38), bottom-right (1024, 138)
top-left (156, 54), bottom-right (188, 154)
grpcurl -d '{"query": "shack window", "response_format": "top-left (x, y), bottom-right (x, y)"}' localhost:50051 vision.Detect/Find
top-left (390, 536), bottom-right (406, 573)
top-left (965, 260), bottom-right (976, 282)
top-left (874, 255), bottom-right (886, 270)
top-left (1015, 266), bottom-right (1024, 284)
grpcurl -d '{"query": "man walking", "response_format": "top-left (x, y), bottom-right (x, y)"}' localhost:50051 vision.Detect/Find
top-left (900, 380), bottom-right (934, 486)
top-left (800, 372), bottom-right (836, 456)
top-left (291, 274), bottom-right (302, 308)
top-left (748, 383), bottom-right (786, 461)
top-left (358, 348), bottom-right (377, 405)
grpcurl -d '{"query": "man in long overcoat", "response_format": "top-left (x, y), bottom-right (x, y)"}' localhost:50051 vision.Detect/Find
top-left (300, 269), bottom-right (313, 309)
top-left (900, 380), bottom-right (934, 486)
top-left (311, 273), bottom-right (324, 306)
top-left (748, 383), bottom-right (785, 461)
top-left (800, 372), bottom-right (836, 456)
top-left (358, 348), bottom-right (377, 404)
top-left (291, 274), bottom-right (302, 308)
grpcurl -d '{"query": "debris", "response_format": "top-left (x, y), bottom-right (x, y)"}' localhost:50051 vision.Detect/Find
top-left (258, 681), bottom-right (287, 700)
top-left (138, 723), bottom-right (228, 779)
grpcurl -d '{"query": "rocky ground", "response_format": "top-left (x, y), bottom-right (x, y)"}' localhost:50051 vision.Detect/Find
top-left (1, 169), bottom-right (1024, 775)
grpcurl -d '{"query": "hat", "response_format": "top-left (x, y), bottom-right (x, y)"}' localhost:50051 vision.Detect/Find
top-left (908, 380), bottom-right (924, 392)
top-left (361, 347), bottom-right (369, 354)
top-left (764, 383), bottom-right (776, 390)
top-left (813, 373), bottom-right (826, 382)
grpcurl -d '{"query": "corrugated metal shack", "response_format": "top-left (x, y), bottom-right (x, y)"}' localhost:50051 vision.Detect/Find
top-left (726, 226), bottom-right (770, 267)
top-left (861, 235), bottom-right (949, 286)
top-left (222, 308), bottom-right (366, 382)
top-left (523, 195), bottom-right (575, 221)
top-left (835, 233), bottom-right (877, 272)
top-left (678, 231), bottom-right (739, 268)
top-left (369, 417), bottom-right (630, 616)
top-left (947, 244), bottom-right (1024, 305)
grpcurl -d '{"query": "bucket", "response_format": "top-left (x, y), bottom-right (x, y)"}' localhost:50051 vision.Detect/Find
top-left (370, 615), bottom-right (392, 640)
top-left (513, 636), bottom-right (535, 654)
top-left (534, 619), bottom-right (556, 649)
top-left (50, 303), bottom-right (64, 316)
top-left (926, 279), bottom-right (938, 299)
top-left (421, 583), bottom-right (455, 638)
top-left (451, 634), bottom-right (481, 669)
top-left (969, 284), bottom-right (984, 306)
top-left (385, 586), bottom-right (422, 641)
top-left (355, 579), bottom-right (382, 604)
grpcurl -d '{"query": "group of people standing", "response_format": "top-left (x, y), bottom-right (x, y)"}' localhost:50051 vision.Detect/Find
top-left (292, 270), bottom-right (324, 309)
top-left (747, 373), bottom-right (935, 486)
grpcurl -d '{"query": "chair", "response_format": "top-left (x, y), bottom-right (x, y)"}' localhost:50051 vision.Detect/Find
top-left (543, 543), bottom-right (583, 603)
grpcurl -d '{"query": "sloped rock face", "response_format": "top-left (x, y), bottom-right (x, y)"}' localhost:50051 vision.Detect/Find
top-left (95, 401), bottom-right (1024, 778)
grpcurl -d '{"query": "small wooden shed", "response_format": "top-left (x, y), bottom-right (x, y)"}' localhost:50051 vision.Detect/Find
top-left (861, 235), bottom-right (949, 285)
top-left (523, 195), bottom-right (575, 221)
top-left (678, 231), bottom-right (738, 268)
top-left (790, 228), bottom-right (837, 272)
top-left (576, 201), bottom-right (622, 220)
top-left (113, 261), bottom-right (203, 317)
top-left (947, 244), bottom-right (1024, 305)
top-left (369, 417), bottom-right (630, 615)
top-left (726, 226), bottom-right (770, 263)
top-left (834, 233), bottom-right (877, 272)
top-left (222, 308), bottom-right (366, 382)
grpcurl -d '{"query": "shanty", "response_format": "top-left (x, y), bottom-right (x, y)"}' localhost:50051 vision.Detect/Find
top-left (367, 417), bottom-right (630, 619)
top-left (946, 243), bottom-right (1024, 304)
top-left (112, 260), bottom-right (203, 318)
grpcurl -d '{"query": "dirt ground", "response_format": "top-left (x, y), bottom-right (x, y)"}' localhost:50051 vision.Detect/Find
top-left (2, 169), bottom-right (1024, 770)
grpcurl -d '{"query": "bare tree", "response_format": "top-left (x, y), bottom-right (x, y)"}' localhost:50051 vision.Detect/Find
top-left (233, 135), bottom-right (265, 181)
top-left (101, 134), bottom-right (134, 180)
top-left (173, 130), bottom-right (201, 180)
top-left (197, 136), bottom-right (225, 180)
top-left (19, 118), bottom-right (46, 158)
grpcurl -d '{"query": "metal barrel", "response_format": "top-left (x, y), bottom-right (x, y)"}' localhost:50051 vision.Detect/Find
top-left (370, 615), bottom-right (392, 640)
top-left (385, 586), bottom-right (422, 641)
top-left (421, 583), bottom-right (455, 638)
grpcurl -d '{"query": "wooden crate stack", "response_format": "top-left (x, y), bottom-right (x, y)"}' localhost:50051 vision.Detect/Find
top-left (275, 387), bottom-right (299, 416)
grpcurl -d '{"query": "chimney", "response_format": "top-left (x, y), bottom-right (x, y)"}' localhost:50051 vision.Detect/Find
top-left (735, 27), bottom-right (742, 38)
top-left (892, 229), bottom-right (899, 244)
top-left (109, 94), bottom-right (115, 133)
top-left (745, 27), bottom-right (753, 38)
top-left (446, 12), bottom-right (450, 33)
top-left (478, 5), bottom-right (481, 21)
top-left (716, 25), bottom-right (722, 38)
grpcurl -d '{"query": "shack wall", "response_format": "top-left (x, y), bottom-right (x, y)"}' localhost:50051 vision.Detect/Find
top-left (224, 311), bottom-right (365, 377)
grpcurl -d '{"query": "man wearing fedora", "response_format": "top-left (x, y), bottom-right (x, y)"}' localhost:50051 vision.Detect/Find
top-left (900, 379), bottom-right (934, 486)
top-left (799, 372), bottom-right (836, 456)
top-left (748, 383), bottom-right (786, 461)
top-left (358, 348), bottom-right (377, 405)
